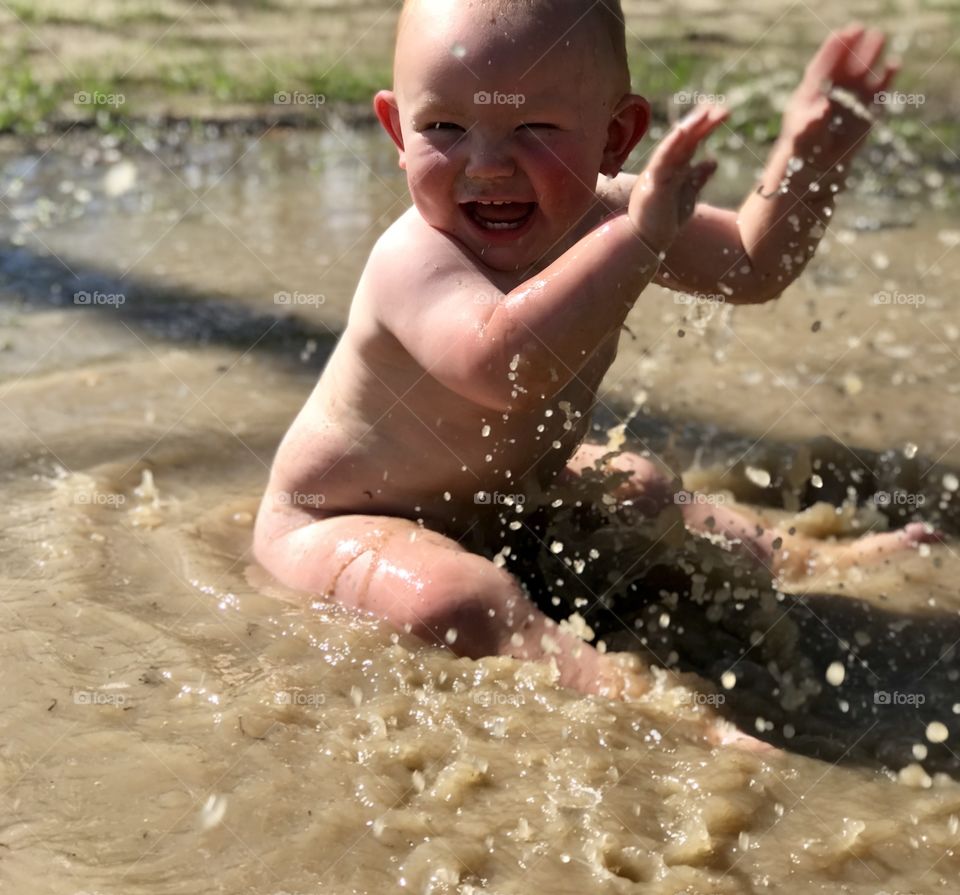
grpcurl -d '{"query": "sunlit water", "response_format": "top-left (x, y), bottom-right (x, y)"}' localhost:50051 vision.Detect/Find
top-left (2, 124), bottom-right (960, 893)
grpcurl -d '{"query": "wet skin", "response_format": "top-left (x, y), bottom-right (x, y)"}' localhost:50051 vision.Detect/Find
top-left (255, 2), bottom-right (912, 699)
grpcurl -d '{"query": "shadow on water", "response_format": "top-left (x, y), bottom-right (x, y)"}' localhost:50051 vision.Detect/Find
top-left (625, 573), bottom-right (960, 775)
top-left (0, 244), bottom-right (339, 374)
top-left (581, 412), bottom-right (960, 774)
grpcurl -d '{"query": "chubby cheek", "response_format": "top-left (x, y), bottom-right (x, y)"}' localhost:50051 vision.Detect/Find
top-left (404, 143), bottom-right (459, 224)
top-left (529, 144), bottom-right (598, 219)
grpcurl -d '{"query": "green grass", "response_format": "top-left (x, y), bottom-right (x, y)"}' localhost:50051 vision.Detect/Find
top-left (0, 31), bottom-right (955, 166)
top-left (0, 56), bottom-right (60, 133)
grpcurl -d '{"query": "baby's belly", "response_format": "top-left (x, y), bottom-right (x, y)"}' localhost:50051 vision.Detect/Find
top-left (270, 400), bottom-right (592, 534)
top-left (269, 337), bottom-right (615, 531)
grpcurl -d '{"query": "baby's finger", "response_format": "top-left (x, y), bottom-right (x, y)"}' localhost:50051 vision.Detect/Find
top-left (848, 28), bottom-right (886, 81)
top-left (800, 24), bottom-right (864, 97)
top-left (873, 59), bottom-right (899, 96)
top-left (689, 158), bottom-right (718, 191)
top-left (679, 159), bottom-right (718, 219)
top-left (652, 105), bottom-right (728, 170)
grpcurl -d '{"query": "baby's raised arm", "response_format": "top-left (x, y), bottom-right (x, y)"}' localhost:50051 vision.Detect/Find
top-left (373, 110), bottom-right (725, 411)
top-left (602, 25), bottom-right (897, 305)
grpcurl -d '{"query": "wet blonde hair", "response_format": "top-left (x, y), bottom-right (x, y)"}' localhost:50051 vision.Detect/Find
top-left (397, 0), bottom-right (630, 93)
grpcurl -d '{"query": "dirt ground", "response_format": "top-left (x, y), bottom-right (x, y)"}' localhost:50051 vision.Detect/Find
top-left (1, 0), bottom-right (957, 128)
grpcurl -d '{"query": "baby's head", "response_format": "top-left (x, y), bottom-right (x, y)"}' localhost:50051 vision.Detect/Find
top-left (375, 0), bottom-right (650, 271)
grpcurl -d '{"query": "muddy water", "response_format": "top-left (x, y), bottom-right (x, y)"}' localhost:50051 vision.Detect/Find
top-left (2, 127), bottom-right (960, 893)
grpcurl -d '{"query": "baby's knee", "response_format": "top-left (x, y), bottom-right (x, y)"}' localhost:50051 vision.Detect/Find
top-left (398, 556), bottom-right (527, 659)
top-left (610, 452), bottom-right (680, 511)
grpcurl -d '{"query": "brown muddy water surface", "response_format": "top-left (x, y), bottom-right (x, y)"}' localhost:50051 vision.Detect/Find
top-left (2, 126), bottom-right (960, 893)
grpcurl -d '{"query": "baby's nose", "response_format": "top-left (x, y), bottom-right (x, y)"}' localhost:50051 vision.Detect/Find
top-left (464, 140), bottom-right (516, 179)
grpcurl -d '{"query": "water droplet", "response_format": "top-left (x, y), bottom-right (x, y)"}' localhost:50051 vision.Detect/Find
top-left (200, 794), bottom-right (228, 830)
top-left (826, 662), bottom-right (845, 686)
top-left (926, 721), bottom-right (949, 743)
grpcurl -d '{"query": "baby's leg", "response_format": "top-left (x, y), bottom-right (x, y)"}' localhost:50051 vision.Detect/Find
top-left (564, 443), bottom-right (936, 579)
top-left (680, 498), bottom-right (938, 580)
top-left (254, 513), bottom-right (634, 697)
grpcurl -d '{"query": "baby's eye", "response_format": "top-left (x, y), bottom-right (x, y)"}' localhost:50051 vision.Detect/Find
top-left (519, 123), bottom-right (558, 131)
top-left (425, 122), bottom-right (464, 132)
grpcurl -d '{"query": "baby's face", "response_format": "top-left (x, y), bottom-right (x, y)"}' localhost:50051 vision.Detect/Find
top-left (379, 1), bottom-right (626, 271)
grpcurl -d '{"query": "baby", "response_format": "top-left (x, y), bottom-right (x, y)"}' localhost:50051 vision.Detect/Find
top-left (255, 0), bottom-right (916, 696)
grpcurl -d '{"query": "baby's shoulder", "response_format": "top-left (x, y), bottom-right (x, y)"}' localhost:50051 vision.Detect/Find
top-left (361, 209), bottom-right (489, 306)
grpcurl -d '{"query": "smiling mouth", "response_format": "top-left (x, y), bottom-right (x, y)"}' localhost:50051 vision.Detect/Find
top-left (462, 200), bottom-right (537, 232)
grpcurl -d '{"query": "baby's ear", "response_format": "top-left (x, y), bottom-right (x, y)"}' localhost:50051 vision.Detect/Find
top-left (374, 90), bottom-right (407, 170)
top-left (600, 94), bottom-right (651, 177)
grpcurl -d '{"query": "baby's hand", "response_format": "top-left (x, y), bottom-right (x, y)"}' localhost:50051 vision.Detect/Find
top-left (780, 24), bottom-right (898, 174)
top-left (628, 105), bottom-right (728, 252)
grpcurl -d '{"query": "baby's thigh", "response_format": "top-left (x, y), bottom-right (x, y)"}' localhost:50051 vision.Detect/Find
top-left (256, 513), bottom-right (528, 658)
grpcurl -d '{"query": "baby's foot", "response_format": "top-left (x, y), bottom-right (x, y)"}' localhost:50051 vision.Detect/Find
top-left (789, 521), bottom-right (942, 576)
